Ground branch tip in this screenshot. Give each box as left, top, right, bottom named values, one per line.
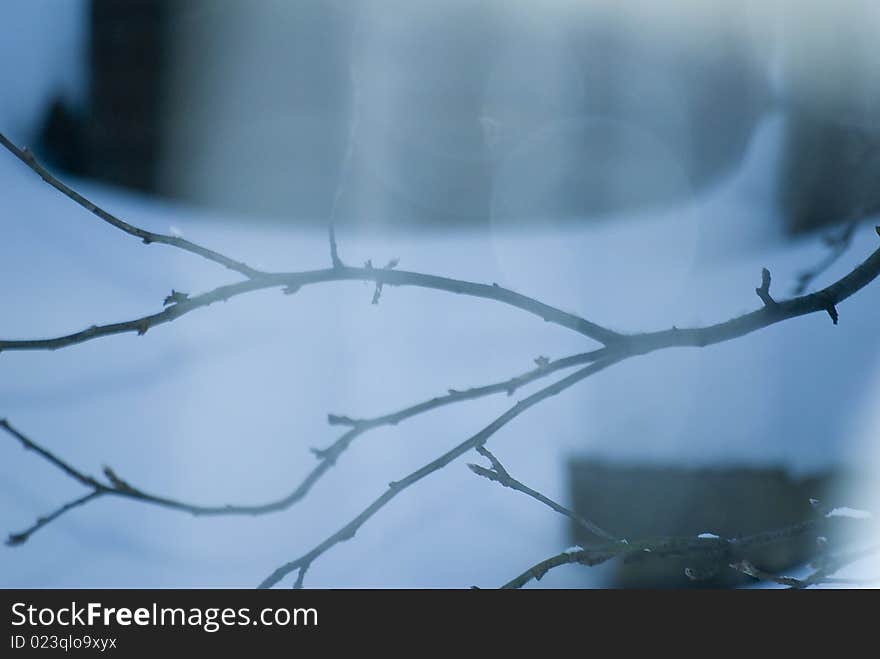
left=826, top=305, right=839, bottom=324
left=755, top=267, right=777, bottom=307
left=6, top=533, right=27, bottom=547
left=163, top=290, right=189, bottom=306
left=328, top=224, right=343, bottom=268
left=327, top=413, right=357, bottom=427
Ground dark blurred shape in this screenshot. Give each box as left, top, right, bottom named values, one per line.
left=155, top=0, right=355, bottom=222
left=779, top=115, right=880, bottom=234
left=38, top=0, right=169, bottom=191
left=488, top=9, right=769, bottom=226
left=37, top=1, right=774, bottom=229
left=37, top=98, right=87, bottom=174
left=87, top=0, right=169, bottom=192
left=568, top=460, right=861, bottom=588
left=43, top=2, right=880, bottom=236
left=776, top=3, right=880, bottom=234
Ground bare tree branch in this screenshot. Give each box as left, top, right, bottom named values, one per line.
left=1, top=351, right=604, bottom=542
left=754, top=267, right=777, bottom=307
left=468, top=446, right=617, bottom=542
left=257, top=357, right=621, bottom=589
left=5, top=231, right=879, bottom=356
left=501, top=546, right=619, bottom=589
left=0, top=419, right=104, bottom=490
left=0, top=131, right=266, bottom=279
left=257, top=238, right=880, bottom=587
left=0, top=264, right=623, bottom=351
left=729, top=560, right=805, bottom=587
left=792, top=218, right=862, bottom=295
left=501, top=517, right=875, bottom=589
left=5, top=121, right=880, bottom=589
left=5, top=491, right=103, bottom=547
left=729, top=543, right=880, bottom=589
left=328, top=225, right=343, bottom=269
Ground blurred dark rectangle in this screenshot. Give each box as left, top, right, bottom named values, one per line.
left=39, top=1, right=879, bottom=234
left=568, top=460, right=865, bottom=588
left=779, top=113, right=880, bottom=234
left=87, top=0, right=169, bottom=192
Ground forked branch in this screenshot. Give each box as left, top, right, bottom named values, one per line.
left=3, top=127, right=880, bottom=590
left=0, top=131, right=265, bottom=279
left=1, top=350, right=606, bottom=543
left=503, top=517, right=877, bottom=589
left=468, top=446, right=617, bottom=542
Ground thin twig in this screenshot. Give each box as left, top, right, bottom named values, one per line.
left=328, top=225, right=343, bottom=269
left=0, top=131, right=620, bottom=346
left=6, top=120, right=880, bottom=588
left=0, top=265, right=622, bottom=351
left=792, top=218, right=861, bottom=295
left=1, top=352, right=604, bottom=542
left=729, top=560, right=805, bottom=587
left=501, top=546, right=619, bottom=589
left=730, top=544, right=880, bottom=589
left=468, top=446, right=617, bottom=542
left=257, top=357, right=621, bottom=588
left=6, top=233, right=880, bottom=355
left=324, top=13, right=362, bottom=273
left=258, top=238, right=880, bottom=587
left=0, top=131, right=265, bottom=279
left=6, top=491, right=103, bottom=547
left=755, top=267, right=777, bottom=307
left=0, top=419, right=104, bottom=489
left=293, top=566, right=308, bottom=590
left=501, top=517, right=873, bottom=589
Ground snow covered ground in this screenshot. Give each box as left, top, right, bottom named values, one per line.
left=1, top=2, right=878, bottom=588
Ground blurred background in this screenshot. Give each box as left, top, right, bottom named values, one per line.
left=1, top=0, right=879, bottom=587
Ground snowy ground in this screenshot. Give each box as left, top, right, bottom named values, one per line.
left=1, top=2, right=878, bottom=588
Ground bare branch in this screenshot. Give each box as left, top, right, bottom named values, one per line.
left=501, top=516, right=876, bottom=589
left=314, top=348, right=607, bottom=458
left=6, top=491, right=103, bottom=547
left=1, top=352, right=603, bottom=542
left=501, top=546, right=619, bottom=589
left=6, top=116, right=880, bottom=589
left=257, top=357, right=621, bottom=588
left=792, top=218, right=861, bottom=295
left=621, top=237, right=880, bottom=353
left=729, top=560, right=805, bottom=587
left=328, top=225, right=343, bottom=269
left=0, top=419, right=103, bottom=490
left=755, top=267, right=776, bottom=307
left=730, top=543, right=880, bottom=589
left=468, top=446, right=617, bottom=542
left=256, top=238, right=880, bottom=587
left=293, top=566, right=308, bottom=590
left=0, top=267, right=622, bottom=351
left=0, top=131, right=265, bottom=279
left=5, top=231, right=880, bottom=356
